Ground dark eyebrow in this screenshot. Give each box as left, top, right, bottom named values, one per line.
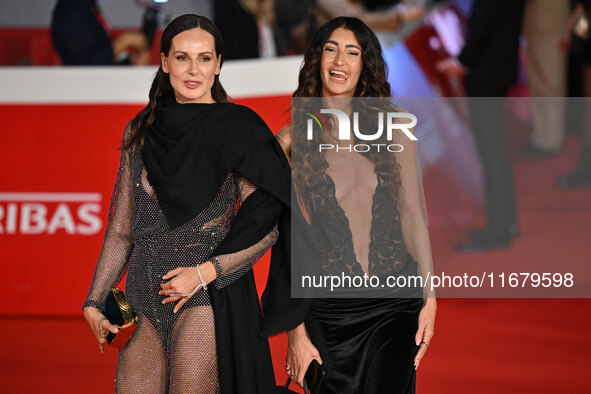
left=173, top=51, right=214, bottom=56
left=324, top=40, right=361, bottom=51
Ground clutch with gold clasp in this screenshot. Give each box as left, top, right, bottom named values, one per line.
left=101, top=288, right=138, bottom=349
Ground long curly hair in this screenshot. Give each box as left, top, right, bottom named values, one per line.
left=291, top=17, right=401, bottom=216
left=122, top=14, right=228, bottom=152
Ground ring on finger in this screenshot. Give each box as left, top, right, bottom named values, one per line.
left=98, top=317, right=108, bottom=334
left=422, top=341, right=429, bottom=347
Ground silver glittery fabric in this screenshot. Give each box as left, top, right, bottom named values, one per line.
left=83, top=128, right=278, bottom=393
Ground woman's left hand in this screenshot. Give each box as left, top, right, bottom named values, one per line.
left=159, top=262, right=216, bottom=313
left=414, top=297, right=436, bottom=371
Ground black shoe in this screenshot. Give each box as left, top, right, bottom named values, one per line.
left=520, top=143, right=557, bottom=159
left=557, top=168, right=591, bottom=188
left=459, top=231, right=511, bottom=252
left=468, top=224, right=519, bottom=240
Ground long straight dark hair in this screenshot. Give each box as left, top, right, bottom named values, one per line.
left=123, top=14, right=228, bottom=151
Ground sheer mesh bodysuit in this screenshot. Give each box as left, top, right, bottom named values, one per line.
left=83, top=139, right=278, bottom=393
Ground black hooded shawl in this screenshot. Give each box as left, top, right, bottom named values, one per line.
left=142, top=97, right=310, bottom=394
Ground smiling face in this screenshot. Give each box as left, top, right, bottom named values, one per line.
left=161, top=27, right=221, bottom=104
left=320, top=27, right=363, bottom=98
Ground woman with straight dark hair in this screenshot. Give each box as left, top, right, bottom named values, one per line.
left=276, top=17, right=437, bottom=393
left=82, top=14, right=291, bottom=393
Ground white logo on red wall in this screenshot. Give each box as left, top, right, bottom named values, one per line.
left=0, top=193, right=102, bottom=235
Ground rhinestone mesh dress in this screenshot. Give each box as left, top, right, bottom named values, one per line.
left=83, top=126, right=278, bottom=393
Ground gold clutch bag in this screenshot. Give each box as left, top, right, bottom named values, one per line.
left=102, top=288, right=138, bottom=349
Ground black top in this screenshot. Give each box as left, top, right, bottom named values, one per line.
left=143, top=97, right=280, bottom=229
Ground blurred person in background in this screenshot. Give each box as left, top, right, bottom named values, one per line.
left=521, top=0, right=570, bottom=158
left=558, top=0, right=591, bottom=187
left=215, top=0, right=426, bottom=60
left=51, top=0, right=151, bottom=65
left=214, top=0, right=277, bottom=59
left=437, top=0, right=525, bottom=251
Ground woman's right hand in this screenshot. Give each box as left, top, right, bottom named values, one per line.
left=286, top=323, right=323, bottom=387
left=83, top=306, right=119, bottom=354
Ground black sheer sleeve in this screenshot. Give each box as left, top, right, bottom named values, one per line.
left=82, top=126, right=134, bottom=309
left=211, top=174, right=279, bottom=289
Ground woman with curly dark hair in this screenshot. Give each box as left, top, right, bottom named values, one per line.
left=276, top=17, right=436, bottom=393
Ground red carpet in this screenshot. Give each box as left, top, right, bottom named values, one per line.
left=2, top=299, right=590, bottom=393
left=2, top=137, right=590, bottom=393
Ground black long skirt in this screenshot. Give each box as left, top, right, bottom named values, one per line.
left=305, top=297, right=423, bottom=394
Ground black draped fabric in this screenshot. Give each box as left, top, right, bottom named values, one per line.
left=142, top=97, right=309, bottom=394
left=298, top=173, right=425, bottom=394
